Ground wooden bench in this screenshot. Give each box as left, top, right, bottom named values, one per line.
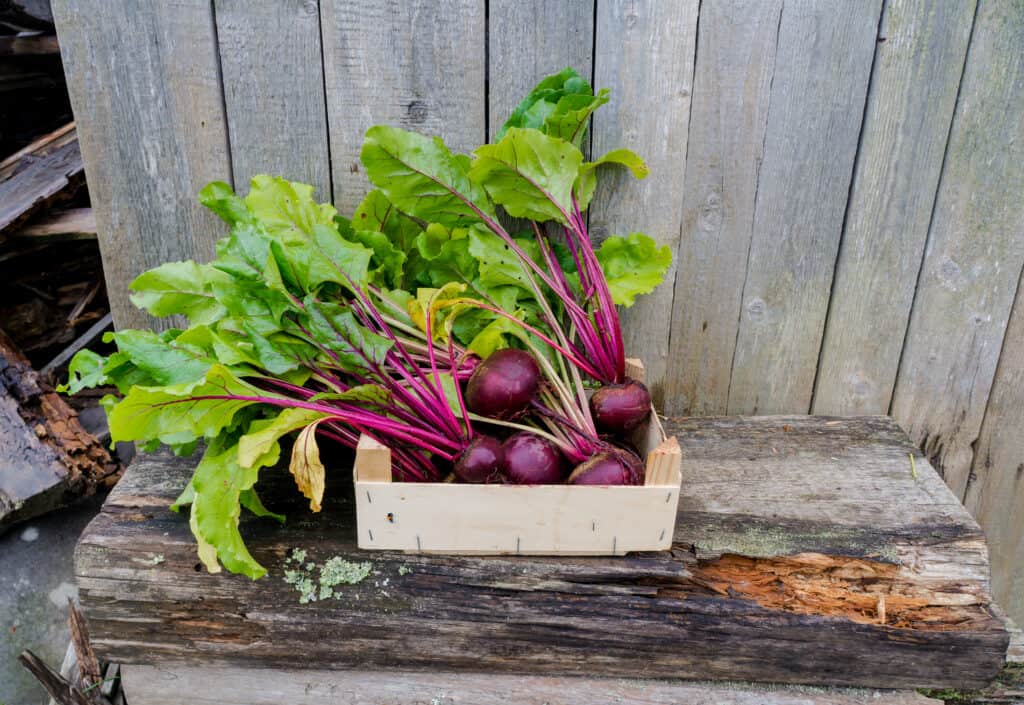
left=75, top=416, right=1012, bottom=704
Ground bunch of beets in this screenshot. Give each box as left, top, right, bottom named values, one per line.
left=62, top=68, right=672, bottom=578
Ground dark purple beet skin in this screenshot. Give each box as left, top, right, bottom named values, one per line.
left=500, top=432, right=567, bottom=484
left=568, top=449, right=645, bottom=486
left=465, top=349, right=541, bottom=419
left=589, top=380, right=652, bottom=433
left=453, top=435, right=503, bottom=483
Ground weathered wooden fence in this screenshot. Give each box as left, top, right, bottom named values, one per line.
left=50, top=0, right=1024, bottom=624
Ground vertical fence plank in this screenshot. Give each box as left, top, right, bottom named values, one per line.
left=812, top=0, right=976, bottom=416
left=725, top=0, right=883, bottom=415
left=590, top=0, right=698, bottom=404
left=964, top=277, right=1024, bottom=626
left=662, top=0, right=783, bottom=416
left=319, top=0, right=486, bottom=215
left=50, top=0, right=232, bottom=330
left=891, top=0, right=1024, bottom=500
left=487, top=0, right=595, bottom=142
left=214, top=0, right=331, bottom=197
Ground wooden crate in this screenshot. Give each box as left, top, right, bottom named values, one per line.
left=352, top=358, right=682, bottom=555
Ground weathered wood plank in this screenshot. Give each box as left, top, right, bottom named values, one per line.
left=0, top=128, right=82, bottom=234
left=319, top=0, right=485, bottom=215
left=50, top=0, right=232, bottom=329
left=120, top=663, right=941, bottom=705
left=726, top=0, right=883, bottom=415
left=813, top=0, right=976, bottom=416
left=76, top=417, right=1008, bottom=690
left=589, top=0, right=698, bottom=406
left=662, top=0, right=783, bottom=416
left=214, top=0, right=331, bottom=197
left=14, top=207, right=95, bottom=241
left=486, top=0, right=594, bottom=141
left=965, top=278, right=1024, bottom=627
left=890, top=0, right=1024, bottom=500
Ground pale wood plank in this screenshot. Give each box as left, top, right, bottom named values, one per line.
left=319, top=0, right=486, bottom=215
left=50, top=0, right=232, bottom=330
left=965, top=277, right=1024, bottom=627
left=662, top=0, right=784, bottom=416
left=214, top=0, right=331, bottom=197
left=726, top=0, right=884, bottom=415
left=486, top=0, right=594, bottom=141
left=120, top=664, right=941, bottom=705
left=890, top=0, right=1024, bottom=500
left=589, top=0, right=698, bottom=407
left=813, top=0, right=977, bottom=416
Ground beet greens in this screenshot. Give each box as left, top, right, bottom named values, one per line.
left=62, top=67, right=672, bottom=579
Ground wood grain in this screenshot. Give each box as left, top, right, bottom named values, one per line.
left=965, top=277, right=1024, bottom=628
left=214, top=0, right=331, bottom=197
left=890, top=0, right=1024, bottom=500
left=120, top=663, right=942, bottom=705
left=319, top=0, right=486, bottom=215
left=50, top=0, right=233, bottom=330
left=76, top=417, right=1008, bottom=689
left=486, top=0, right=594, bottom=142
left=589, top=0, right=698, bottom=407
left=0, top=129, right=82, bottom=234
left=663, top=0, right=784, bottom=416
left=726, top=0, right=883, bottom=415
left=813, top=0, right=977, bottom=416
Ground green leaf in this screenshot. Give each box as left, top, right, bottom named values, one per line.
left=406, top=223, right=479, bottom=289
left=361, top=125, right=494, bottom=227
left=466, top=313, right=522, bottom=358
left=352, top=189, right=422, bottom=253
left=498, top=67, right=595, bottom=141
left=58, top=349, right=107, bottom=394
left=170, top=481, right=195, bottom=512
left=239, top=487, right=286, bottom=524
left=468, top=228, right=542, bottom=296
left=470, top=128, right=583, bottom=224
left=107, top=364, right=271, bottom=446
left=243, top=175, right=337, bottom=237
left=269, top=223, right=373, bottom=294
left=595, top=233, right=672, bottom=306
left=350, top=229, right=406, bottom=288
left=189, top=436, right=265, bottom=579
left=575, top=148, right=649, bottom=211
left=106, top=329, right=215, bottom=386
left=238, top=407, right=329, bottom=469
left=301, top=298, right=394, bottom=371
left=543, top=88, right=610, bottom=147
left=199, top=181, right=253, bottom=226
left=129, top=261, right=232, bottom=325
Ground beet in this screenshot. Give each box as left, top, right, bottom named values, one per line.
left=589, top=380, right=651, bottom=433
left=500, top=432, right=566, bottom=484
left=453, top=435, right=503, bottom=483
left=568, top=449, right=645, bottom=486
left=465, top=349, right=540, bottom=419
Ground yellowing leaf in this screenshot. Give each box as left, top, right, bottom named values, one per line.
left=291, top=422, right=326, bottom=512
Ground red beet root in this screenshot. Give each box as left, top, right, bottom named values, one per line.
left=453, top=435, right=503, bottom=483
left=568, top=449, right=645, bottom=486
left=589, top=380, right=651, bottom=433
left=465, top=349, right=541, bottom=419
left=501, top=432, right=566, bottom=484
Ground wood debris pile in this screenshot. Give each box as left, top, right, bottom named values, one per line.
left=1, top=4, right=122, bottom=534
